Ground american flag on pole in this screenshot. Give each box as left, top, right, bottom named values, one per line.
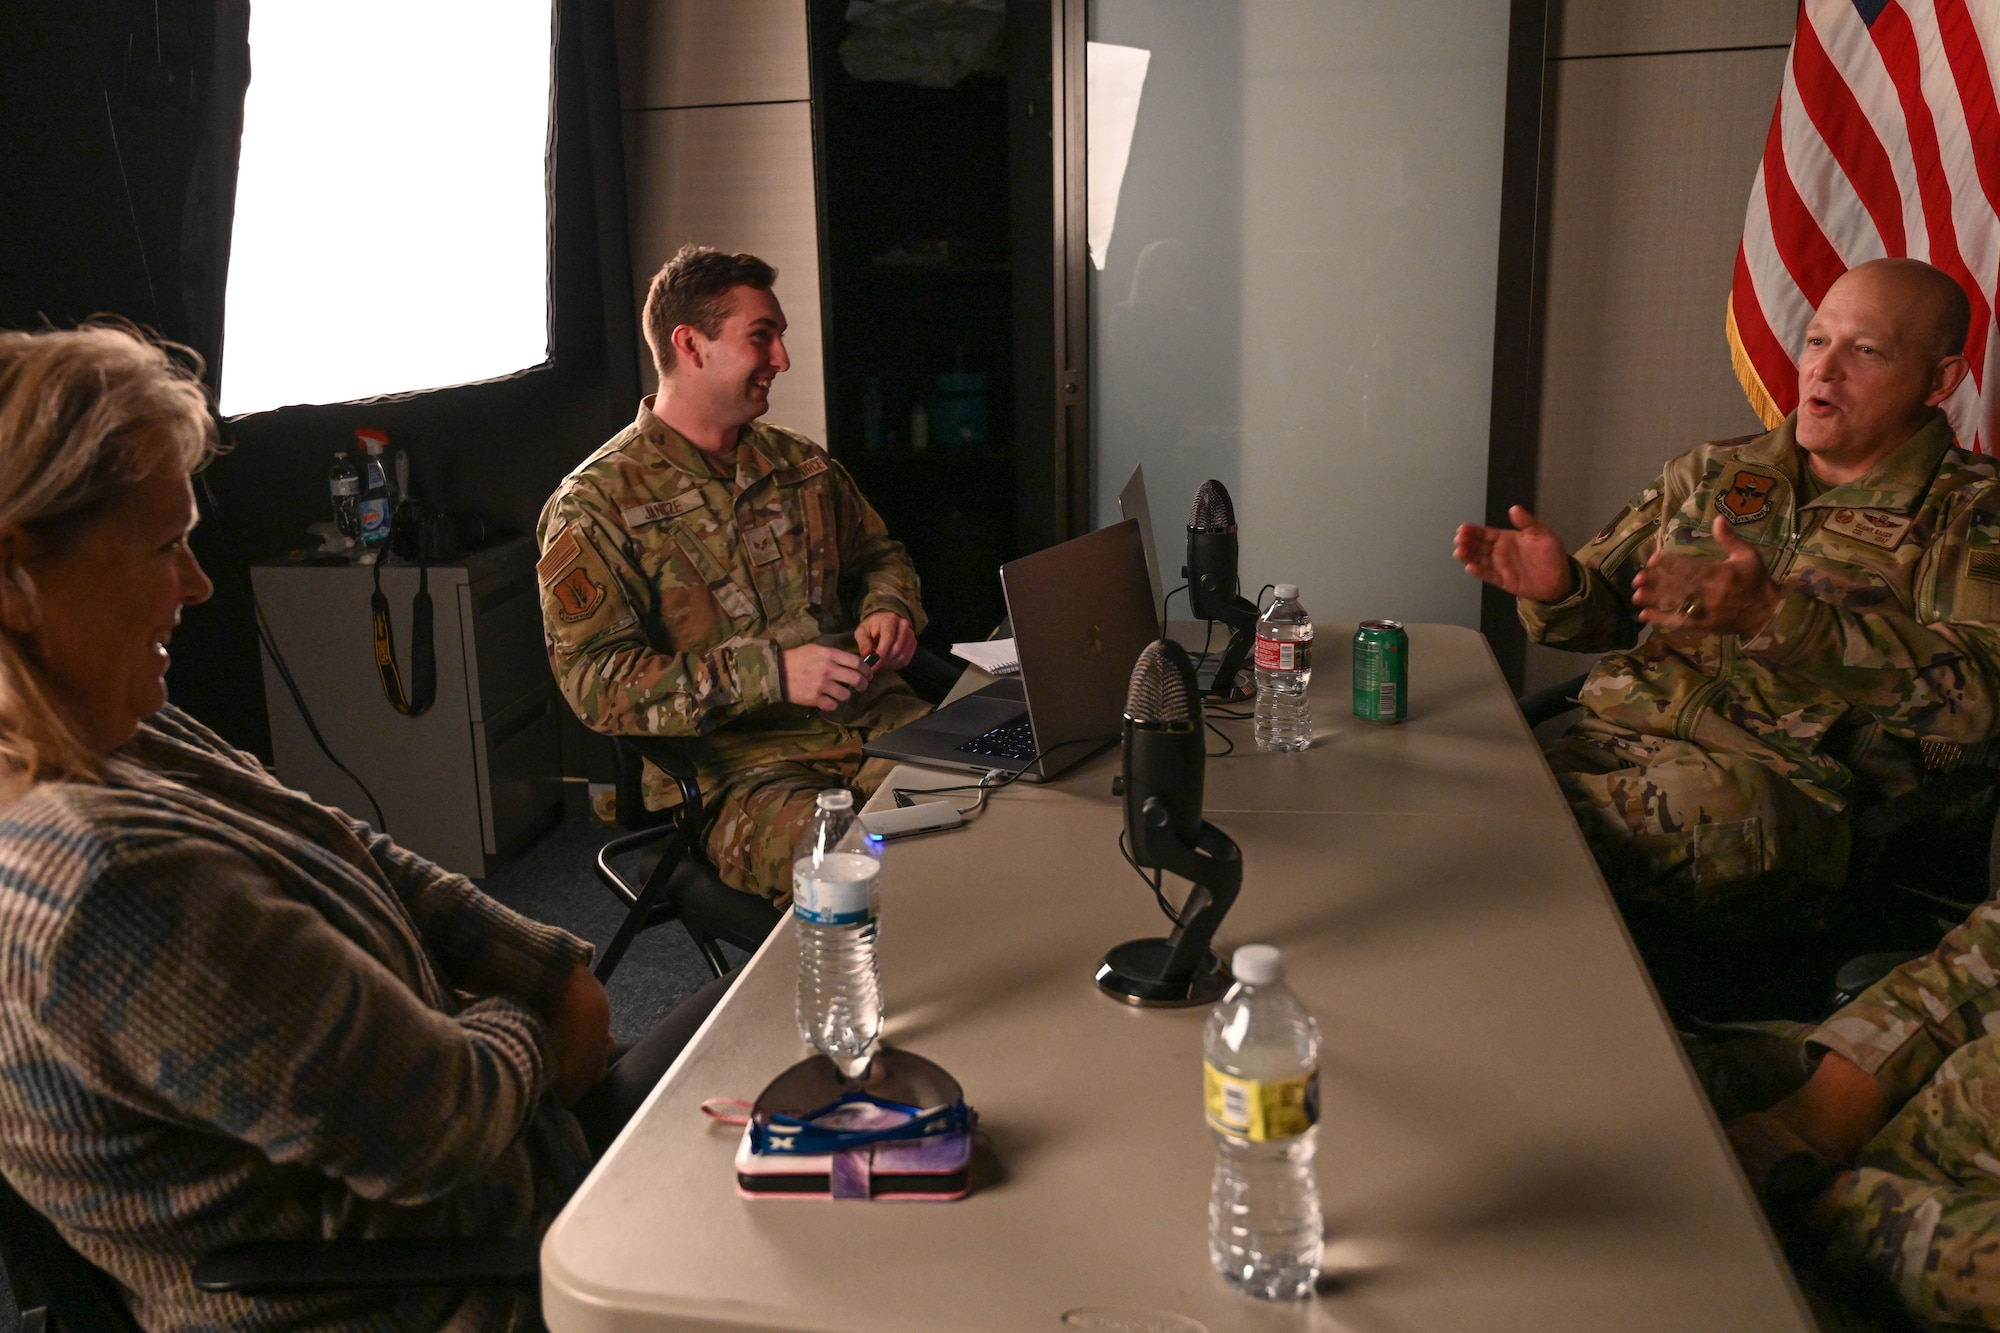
left=1729, top=0, right=2000, bottom=450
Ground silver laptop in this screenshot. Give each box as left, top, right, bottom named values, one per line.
left=863, top=520, right=1159, bottom=781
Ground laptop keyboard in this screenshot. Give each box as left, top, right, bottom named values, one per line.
left=955, top=717, right=1037, bottom=761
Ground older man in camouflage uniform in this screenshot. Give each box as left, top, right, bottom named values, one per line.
left=1456, top=258, right=2000, bottom=932
left=537, top=246, right=930, bottom=898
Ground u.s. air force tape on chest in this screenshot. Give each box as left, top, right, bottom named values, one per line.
left=1822, top=507, right=1914, bottom=550
left=622, top=490, right=706, bottom=528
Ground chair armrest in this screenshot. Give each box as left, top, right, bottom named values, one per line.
left=1852, top=765, right=2000, bottom=840
left=618, top=735, right=704, bottom=824
left=191, top=1238, right=539, bottom=1295
left=1518, top=673, right=1589, bottom=729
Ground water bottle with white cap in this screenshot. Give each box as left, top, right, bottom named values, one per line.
left=1205, top=943, right=1322, bottom=1299
left=1252, top=585, right=1313, bottom=752
left=792, top=789, right=883, bottom=1075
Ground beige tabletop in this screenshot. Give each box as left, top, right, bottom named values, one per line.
left=541, top=624, right=1815, bottom=1333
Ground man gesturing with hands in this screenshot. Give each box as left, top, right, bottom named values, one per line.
left=538, top=246, right=930, bottom=899
left=1458, top=259, right=2000, bottom=941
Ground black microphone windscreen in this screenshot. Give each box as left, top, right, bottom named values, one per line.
left=1187, top=480, right=1236, bottom=532
left=1125, top=640, right=1200, bottom=727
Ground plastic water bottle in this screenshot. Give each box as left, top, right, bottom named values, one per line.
left=793, top=790, right=883, bottom=1076
left=328, top=451, right=361, bottom=540
left=1253, top=585, right=1313, bottom=752
left=1206, top=944, right=1322, bottom=1300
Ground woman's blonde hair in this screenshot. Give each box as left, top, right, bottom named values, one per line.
left=0, top=322, right=220, bottom=784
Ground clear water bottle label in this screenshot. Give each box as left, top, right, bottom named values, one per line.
left=791, top=852, right=879, bottom=926
left=330, top=476, right=360, bottom=497
left=1254, top=635, right=1311, bottom=672
left=1204, top=1063, right=1319, bottom=1141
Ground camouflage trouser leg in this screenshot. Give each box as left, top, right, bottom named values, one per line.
left=1543, top=719, right=1850, bottom=932
left=1819, top=1036, right=2000, bottom=1328
left=699, top=755, right=901, bottom=900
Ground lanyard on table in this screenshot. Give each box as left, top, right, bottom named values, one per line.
left=371, top=559, right=436, bottom=716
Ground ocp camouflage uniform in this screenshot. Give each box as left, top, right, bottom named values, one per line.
left=1523, top=411, right=2000, bottom=924
left=1806, top=903, right=2000, bottom=1327
left=537, top=402, right=931, bottom=898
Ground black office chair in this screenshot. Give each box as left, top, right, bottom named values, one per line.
left=0, top=1169, right=536, bottom=1333
left=589, top=647, right=965, bottom=981
left=1521, top=671, right=2000, bottom=1017
left=592, top=734, right=783, bottom=982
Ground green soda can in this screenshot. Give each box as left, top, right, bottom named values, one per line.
left=1352, top=620, right=1408, bottom=724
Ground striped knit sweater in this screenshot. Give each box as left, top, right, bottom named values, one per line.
left=0, top=706, right=593, bottom=1331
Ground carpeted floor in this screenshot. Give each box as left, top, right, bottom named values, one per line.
left=0, top=817, right=734, bottom=1325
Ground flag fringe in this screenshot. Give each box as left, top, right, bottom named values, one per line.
left=1726, top=296, right=1786, bottom=429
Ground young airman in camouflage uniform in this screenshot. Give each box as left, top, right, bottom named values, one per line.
left=538, top=247, right=930, bottom=899
left=1459, top=259, right=2000, bottom=930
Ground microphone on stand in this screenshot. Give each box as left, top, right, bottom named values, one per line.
left=1183, top=480, right=1259, bottom=699
left=1096, top=639, right=1242, bottom=1008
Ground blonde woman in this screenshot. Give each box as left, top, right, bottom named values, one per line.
left=0, top=324, right=724, bottom=1332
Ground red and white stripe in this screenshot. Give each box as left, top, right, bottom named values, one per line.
left=1730, top=0, right=2000, bottom=451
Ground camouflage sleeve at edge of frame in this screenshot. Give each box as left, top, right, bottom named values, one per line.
left=1812, top=899, right=2000, bottom=1107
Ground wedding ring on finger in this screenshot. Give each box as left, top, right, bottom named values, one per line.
left=1679, top=596, right=1701, bottom=618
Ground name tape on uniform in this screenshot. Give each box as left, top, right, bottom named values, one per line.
left=622, top=490, right=707, bottom=528
left=1823, top=507, right=1913, bottom=551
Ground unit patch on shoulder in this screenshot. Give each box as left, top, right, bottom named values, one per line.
left=622, top=490, right=707, bottom=528
left=552, top=566, right=608, bottom=622
left=1718, top=471, right=1778, bottom=525
left=1822, top=507, right=1914, bottom=551
left=537, top=527, right=581, bottom=584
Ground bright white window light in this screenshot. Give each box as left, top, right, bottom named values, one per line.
left=220, top=1, right=552, bottom=417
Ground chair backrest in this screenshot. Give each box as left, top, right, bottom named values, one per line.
left=0, top=1170, right=138, bottom=1333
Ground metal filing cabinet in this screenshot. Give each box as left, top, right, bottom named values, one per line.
left=252, top=537, right=562, bottom=876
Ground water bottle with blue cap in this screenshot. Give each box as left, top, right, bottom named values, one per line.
left=793, top=789, right=884, bottom=1076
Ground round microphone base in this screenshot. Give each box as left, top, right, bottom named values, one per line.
left=1094, top=938, right=1231, bottom=1008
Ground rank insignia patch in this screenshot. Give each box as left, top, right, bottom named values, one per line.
left=1719, top=471, right=1778, bottom=525
left=552, top=566, right=607, bottom=622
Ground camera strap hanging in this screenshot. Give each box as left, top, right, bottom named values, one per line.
left=371, top=557, right=436, bottom=716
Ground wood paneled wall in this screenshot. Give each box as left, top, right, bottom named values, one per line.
left=612, top=0, right=826, bottom=441
left=1523, top=0, right=1793, bottom=689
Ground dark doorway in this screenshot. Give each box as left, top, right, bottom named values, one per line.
left=806, top=1, right=1021, bottom=649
